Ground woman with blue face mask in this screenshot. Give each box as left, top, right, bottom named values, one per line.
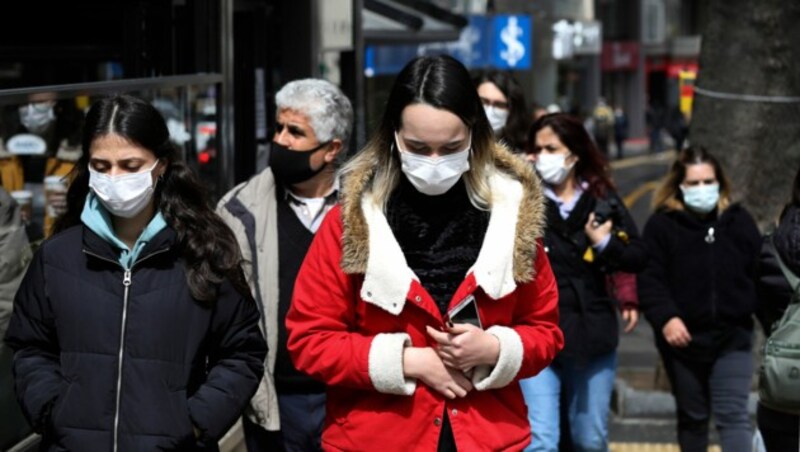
left=284, top=55, right=564, bottom=451
left=639, top=146, right=761, bottom=451
left=4, top=94, right=267, bottom=451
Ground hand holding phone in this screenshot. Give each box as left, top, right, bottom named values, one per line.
left=444, top=295, right=483, bottom=329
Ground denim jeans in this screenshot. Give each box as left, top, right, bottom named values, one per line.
left=519, top=351, right=617, bottom=452
left=243, top=392, right=326, bottom=452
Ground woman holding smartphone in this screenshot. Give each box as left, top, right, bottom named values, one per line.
left=285, top=55, right=563, bottom=451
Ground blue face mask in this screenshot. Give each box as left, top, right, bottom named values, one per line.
left=681, top=183, right=719, bottom=214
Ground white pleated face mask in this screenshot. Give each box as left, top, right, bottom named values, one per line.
left=89, top=160, right=160, bottom=218
left=484, top=105, right=509, bottom=133
left=535, top=153, right=575, bottom=186
left=395, top=132, right=471, bottom=196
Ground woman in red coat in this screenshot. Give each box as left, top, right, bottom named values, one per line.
left=285, top=55, right=564, bottom=451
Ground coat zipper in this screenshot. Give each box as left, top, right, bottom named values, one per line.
left=705, top=226, right=717, bottom=323
left=82, top=247, right=170, bottom=452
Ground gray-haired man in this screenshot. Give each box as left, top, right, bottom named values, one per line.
left=217, top=78, right=353, bottom=451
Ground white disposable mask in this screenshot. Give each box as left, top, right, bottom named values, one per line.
left=681, top=183, right=720, bottom=214
left=89, top=161, right=160, bottom=218
left=19, top=102, right=56, bottom=134
left=535, top=153, right=575, bottom=186
left=484, top=105, right=509, bottom=133
left=395, top=132, right=471, bottom=196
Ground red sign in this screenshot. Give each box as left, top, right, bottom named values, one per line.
left=601, top=41, right=640, bottom=71
left=667, top=61, right=698, bottom=78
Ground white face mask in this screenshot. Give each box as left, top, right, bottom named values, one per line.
left=89, top=161, right=160, bottom=218
left=535, top=153, right=575, bottom=186
left=19, top=102, right=56, bottom=134
left=680, top=183, right=720, bottom=214
left=484, top=105, right=509, bottom=133
left=395, top=132, right=471, bottom=196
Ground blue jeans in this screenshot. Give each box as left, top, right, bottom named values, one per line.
left=519, top=351, right=617, bottom=452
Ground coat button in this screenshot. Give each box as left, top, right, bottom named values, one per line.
left=434, top=417, right=441, bottom=426
left=366, top=291, right=372, bottom=297
left=451, top=409, right=458, bottom=416
left=414, top=295, right=422, bottom=303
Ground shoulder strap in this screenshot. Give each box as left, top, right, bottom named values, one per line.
left=768, top=235, right=800, bottom=293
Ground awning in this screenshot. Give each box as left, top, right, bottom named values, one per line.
left=363, top=0, right=468, bottom=44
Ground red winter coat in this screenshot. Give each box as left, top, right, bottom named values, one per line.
left=286, top=145, right=563, bottom=451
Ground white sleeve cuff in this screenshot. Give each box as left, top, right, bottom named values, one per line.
left=368, top=333, right=417, bottom=396
left=472, top=325, right=524, bottom=391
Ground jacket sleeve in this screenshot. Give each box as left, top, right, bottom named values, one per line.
left=187, top=280, right=266, bottom=445
left=596, top=192, right=648, bottom=272
left=637, top=213, right=681, bottom=332
left=286, top=207, right=395, bottom=392
left=3, top=248, right=64, bottom=433
left=472, top=240, right=564, bottom=390
left=756, top=235, right=793, bottom=333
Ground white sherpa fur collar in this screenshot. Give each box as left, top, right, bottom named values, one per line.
left=341, top=144, right=545, bottom=315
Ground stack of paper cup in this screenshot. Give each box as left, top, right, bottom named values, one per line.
left=10, top=190, right=33, bottom=221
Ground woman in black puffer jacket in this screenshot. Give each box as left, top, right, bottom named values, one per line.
left=755, top=166, right=800, bottom=451
left=639, top=146, right=761, bottom=452
left=4, top=95, right=266, bottom=451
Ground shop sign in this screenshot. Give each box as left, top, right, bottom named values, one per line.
left=552, top=19, right=601, bottom=60
left=364, top=14, right=532, bottom=77
left=601, top=41, right=639, bottom=71
left=6, top=134, right=46, bottom=155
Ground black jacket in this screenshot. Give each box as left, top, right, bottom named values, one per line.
left=639, top=204, right=761, bottom=336
left=543, top=189, right=647, bottom=360
left=755, top=205, right=800, bottom=434
left=4, top=224, right=266, bottom=451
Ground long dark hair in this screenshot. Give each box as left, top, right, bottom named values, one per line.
left=473, top=70, right=530, bottom=151
left=53, top=94, right=248, bottom=305
left=652, top=146, right=732, bottom=212
left=527, top=113, right=614, bottom=198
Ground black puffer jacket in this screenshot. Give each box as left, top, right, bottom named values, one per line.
left=543, top=189, right=647, bottom=360
left=755, top=205, right=800, bottom=436
left=4, top=224, right=266, bottom=451
left=639, top=204, right=761, bottom=334
left=757, top=205, right=800, bottom=331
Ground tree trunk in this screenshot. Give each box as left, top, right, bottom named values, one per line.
left=691, top=0, right=800, bottom=229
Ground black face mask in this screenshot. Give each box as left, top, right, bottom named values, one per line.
left=269, top=141, right=330, bottom=185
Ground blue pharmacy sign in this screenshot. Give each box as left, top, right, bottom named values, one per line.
left=490, top=15, right=532, bottom=70
left=364, top=14, right=532, bottom=77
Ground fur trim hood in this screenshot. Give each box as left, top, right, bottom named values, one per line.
left=338, top=143, right=546, bottom=307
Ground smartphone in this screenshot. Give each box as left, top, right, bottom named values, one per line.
left=445, top=295, right=483, bottom=329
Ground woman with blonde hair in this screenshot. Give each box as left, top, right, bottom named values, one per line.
left=285, top=55, right=564, bottom=451
left=639, top=146, right=761, bottom=451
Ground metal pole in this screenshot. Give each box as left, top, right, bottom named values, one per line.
left=219, top=0, right=236, bottom=192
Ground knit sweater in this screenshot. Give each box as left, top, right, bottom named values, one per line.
left=386, top=175, right=489, bottom=314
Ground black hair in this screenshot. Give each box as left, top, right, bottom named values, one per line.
left=473, top=70, right=531, bottom=151
left=53, top=94, right=248, bottom=305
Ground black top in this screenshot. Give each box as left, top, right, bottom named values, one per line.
left=4, top=224, right=266, bottom=451
left=756, top=204, right=800, bottom=428
left=274, top=187, right=326, bottom=393
left=386, top=175, right=489, bottom=315
left=639, top=204, right=761, bottom=333
left=543, top=189, right=647, bottom=361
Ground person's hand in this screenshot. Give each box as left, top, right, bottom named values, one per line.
left=403, top=347, right=473, bottom=399
left=426, top=324, right=500, bottom=372
left=621, top=308, right=638, bottom=333
left=584, top=212, right=613, bottom=246
left=662, top=317, right=691, bottom=347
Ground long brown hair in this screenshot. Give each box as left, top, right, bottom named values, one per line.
left=652, top=146, right=732, bottom=212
